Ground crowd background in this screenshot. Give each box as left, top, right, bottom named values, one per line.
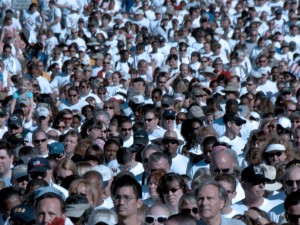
left=0, top=0, right=300, bottom=224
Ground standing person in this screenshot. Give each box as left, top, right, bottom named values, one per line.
left=47, top=0, right=62, bottom=39
left=195, top=179, right=245, bottom=225
left=112, top=174, right=143, bottom=225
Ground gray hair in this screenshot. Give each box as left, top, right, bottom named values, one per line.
left=88, top=208, right=118, bottom=225
left=141, top=144, right=162, bottom=160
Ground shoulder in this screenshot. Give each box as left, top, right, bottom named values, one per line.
left=221, top=216, right=246, bottom=225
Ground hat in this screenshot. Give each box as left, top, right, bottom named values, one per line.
left=35, top=107, right=50, bottom=118
left=166, top=6, right=174, bottom=15
left=71, top=5, right=79, bottom=11
left=155, top=8, right=162, bottom=14
left=159, top=36, right=166, bottom=42
left=88, top=211, right=118, bottom=225
left=27, top=157, right=51, bottom=174
left=49, top=142, right=64, bottom=156
left=202, top=66, right=215, bottom=75
left=34, top=186, right=66, bottom=200
left=8, top=115, right=22, bottom=127
left=258, top=67, right=269, bottom=76
left=162, top=130, right=184, bottom=145
left=135, top=9, right=144, bottom=15
left=281, top=42, right=289, bottom=49
left=160, top=65, right=170, bottom=73
left=265, top=143, right=286, bottom=153
left=12, top=164, right=28, bottom=180
left=251, top=17, right=262, bottom=24
left=121, top=73, right=131, bottom=81
left=132, top=95, right=145, bottom=104
left=269, top=45, right=276, bottom=52
left=193, top=88, right=206, bottom=96
left=163, top=110, right=176, bottom=119
left=250, top=111, right=260, bottom=121
left=91, top=53, right=104, bottom=59
left=188, top=144, right=203, bottom=155
left=213, top=86, right=225, bottom=96
left=92, top=165, right=113, bottom=183
left=277, top=117, right=291, bottom=129
left=238, top=105, right=250, bottom=118
left=260, top=164, right=282, bottom=191
left=66, top=204, right=91, bottom=218
left=162, top=15, right=169, bottom=20
left=114, top=14, right=123, bottom=20
left=222, top=83, right=238, bottom=92
left=78, top=18, right=84, bottom=23
left=281, top=87, right=291, bottom=94
left=162, top=95, right=175, bottom=107
left=214, top=27, right=224, bottom=35
left=223, top=111, right=246, bottom=125
left=241, top=165, right=269, bottom=183
left=275, top=7, right=283, bottom=14
left=133, top=129, right=149, bottom=146
left=10, top=204, right=35, bottom=223
left=79, top=46, right=86, bottom=52
left=188, top=105, right=205, bottom=118
left=19, top=97, right=30, bottom=106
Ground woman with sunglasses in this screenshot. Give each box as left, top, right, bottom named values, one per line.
left=157, top=173, right=188, bottom=214
left=144, top=203, right=171, bottom=225
left=178, top=193, right=200, bottom=221
left=261, top=136, right=294, bottom=166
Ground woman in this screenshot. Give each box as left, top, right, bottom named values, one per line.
left=84, top=144, right=105, bottom=166
left=157, top=173, right=188, bottom=214
left=144, top=170, right=167, bottom=206
left=69, top=179, right=98, bottom=207
left=103, top=99, right=121, bottom=119
left=178, top=193, right=200, bottom=221
left=52, top=115, right=66, bottom=135
left=104, top=138, right=121, bottom=163
left=106, top=71, right=123, bottom=96
left=54, top=158, right=77, bottom=184
left=261, top=136, right=294, bottom=166
left=144, top=203, right=171, bottom=225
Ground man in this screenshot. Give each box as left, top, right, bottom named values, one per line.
left=144, top=108, right=166, bottom=140
left=148, top=151, right=171, bottom=174
left=256, top=67, right=278, bottom=99
left=66, top=28, right=86, bottom=49
left=34, top=187, right=66, bottom=225
left=0, top=141, right=14, bottom=187
left=284, top=189, right=300, bottom=224
left=11, top=164, right=29, bottom=190
left=2, top=44, right=22, bottom=75
left=218, top=112, right=247, bottom=156
left=195, top=179, right=245, bottom=225
left=232, top=165, right=282, bottom=214
left=210, top=149, right=245, bottom=204
left=120, top=117, right=134, bottom=147
left=161, top=130, right=188, bottom=175
left=27, top=157, right=68, bottom=198
left=32, top=130, right=49, bottom=157
left=112, top=174, right=143, bottom=225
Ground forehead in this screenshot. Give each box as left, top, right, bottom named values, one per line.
left=115, top=185, right=135, bottom=195
left=198, top=184, right=219, bottom=197
left=286, top=167, right=300, bottom=180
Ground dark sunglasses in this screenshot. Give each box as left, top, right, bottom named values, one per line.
left=121, top=128, right=132, bottom=131
left=33, top=138, right=47, bottom=144
left=176, top=118, right=185, bottom=122
left=104, top=106, right=114, bottom=110
left=285, top=179, right=300, bottom=187
left=163, top=140, right=178, bottom=145
left=214, top=168, right=230, bottom=174
left=268, top=152, right=283, bottom=158
left=163, top=187, right=181, bottom=194
left=181, top=208, right=198, bottom=214
left=145, top=215, right=168, bottom=224
left=286, top=213, right=300, bottom=223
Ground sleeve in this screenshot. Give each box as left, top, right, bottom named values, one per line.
left=26, top=91, right=33, bottom=98
left=12, top=91, right=19, bottom=99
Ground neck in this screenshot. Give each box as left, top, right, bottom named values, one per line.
left=225, top=130, right=236, bottom=140
left=244, top=197, right=264, bottom=208
left=118, top=215, right=141, bottom=225
left=203, top=215, right=222, bottom=225
left=222, top=206, right=233, bottom=215
left=0, top=169, right=11, bottom=179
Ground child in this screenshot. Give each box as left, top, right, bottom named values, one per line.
left=10, top=77, right=34, bottom=114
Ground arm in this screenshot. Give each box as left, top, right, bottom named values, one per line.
left=26, top=98, right=34, bottom=122
left=10, top=98, right=16, bottom=114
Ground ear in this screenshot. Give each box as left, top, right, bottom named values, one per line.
left=137, top=198, right=143, bottom=209
left=232, top=191, right=237, bottom=199
left=220, top=199, right=225, bottom=210
left=227, top=121, right=232, bottom=128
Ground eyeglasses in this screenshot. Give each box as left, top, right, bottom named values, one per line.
left=163, top=140, right=178, bottom=145
left=58, top=126, right=66, bottom=129
left=33, top=138, right=47, bottom=144
left=246, top=83, right=253, bottom=86
left=292, top=120, right=300, bottom=124
left=4, top=50, right=11, bottom=53
left=145, top=215, right=168, bottom=224
left=268, top=152, right=283, bottom=158
left=214, top=168, right=230, bottom=174
left=81, top=86, right=90, bottom=89
left=121, top=128, right=132, bottom=131
left=180, top=49, right=187, bottom=52
left=278, top=129, right=291, bottom=135
left=104, top=106, right=114, bottom=110
left=196, top=94, right=207, bottom=98
left=113, top=195, right=135, bottom=202
left=145, top=118, right=155, bottom=122
left=103, top=62, right=110, bottom=64
left=181, top=208, right=198, bottom=214
left=176, top=118, right=185, bottom=122
left=163, top=187, right=181, bottom=194
left=285, top=179, right=300, bottom=187
left=164, top=116, right=175, bottom=121
left=287, top=213, right=300, bottom=223
left=30, top=171, right=47, bottom=179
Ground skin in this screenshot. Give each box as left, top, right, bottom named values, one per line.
left=181, top=201, right=200, bottom=221
left=63, top=135, right=78, bottom=158
left=285, top=167, right=300, bottom=195
left=105, top=143, right=119, bottom=162
left=148, top=158, right=170, bottom=174
left=163, top=180, right=184, bottom=213
left=33, top=132, right=49, bottom=156
left=121, top=122, right=133, bottom=141
left=146, top=206, right=171, bottom=225
left=3, top=195, right=22, bottom=219
left=267, top=151, right=287, bottom=165
left=145, top=112, right=159, bottom=133
left=0, top=149, right=13, bottom=178
left=36, top=197, right=65, bottom=225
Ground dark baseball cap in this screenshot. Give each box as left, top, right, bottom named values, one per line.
left=133, top=129, right=149, bottom=146
left=163, top=110, right=176, bottom=119
left=223, top=111, right=246, bottom=125
left=10, top=204, right=35, bottom=223
left=8, top=115, right=22, bottom=128
left=241, top=165, right=269, bottom=183
left=27, top=157, right=51, bottom=174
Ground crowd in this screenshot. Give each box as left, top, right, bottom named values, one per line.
left=0, top=0, right=300, bottom=224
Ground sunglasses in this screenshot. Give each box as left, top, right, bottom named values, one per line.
left=176, top=118, right=185, bottom=122
left=104, top=106, right=114, bottom=110
left=33, top=138, right=47, bottom=144
left=64, top=117, right=73, bottom=121
left=268, top=152, right=283, bottom=158
left=181, top=208, right=198, bottom=214
left=145, top=215, right=168, bottom=224
left=145, top=118, right=155, bottom=122
left=214, top=168, right=230, bottom=174
left=286, top=179, right=300, bottom=187
left=121, top=128, right=132, bottom=132
left=287, top=213, right=300, bottom=223
left=163, top=140, right=178, bottom=145
left=192, top=127, right=200, bottom=131
left=163, top=187, right=181, bottom=194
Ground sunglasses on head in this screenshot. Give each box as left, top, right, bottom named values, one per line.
left=145, top=215, right=168, bottom=224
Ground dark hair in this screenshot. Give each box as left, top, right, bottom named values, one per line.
left=111, top=174, right=142, bottom=199
left=116, top=147, right=132, bottom=165
left=0, top=141, right=13, bottom=156
left=35, top=192, right=66, bottom=213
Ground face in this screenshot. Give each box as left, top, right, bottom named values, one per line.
left=243, top=181, right=265, bottom=201
left=113, top=186, right=142, bottom=218
left=3, top=195, right=21, bottom=218
left=76, top=183, right=94, bottom=206
left=63, top=113, right=73, bottom=129
left=147, top=176, right=159, bottom=199
left=89, top=128, right=102, bottom=141
left=163, top=180, right=184, bottom=208
left=218, top=181, right=236, bottom=205
left=211, top=152, right=234, bottom=176
left=63, top=135, right=78, bottom=155
left=37, top=115, right=50, bottom=129
left=143, top=149, right=157, bottom=173
left=68, top=90, right=79, bottom=105
left=197, top=185, right=224, bottom=220
left=80, top=84, right=90, bottom=95
left=267, top=150, right=287, bottom=165
left=285, top=167, right=300, bottom=195
left=145, top=206, right=170, bottom=225
left=105, top=143, right=119, bottom=162
left=36, top=197, right=65, bottom=225
left=181, top=200, right=200, bottom=221
left=163, top=139, right=179, bottom=155
left=56, top=168, right=74, bottom=184
left=286, top=203, right=300, bottom=225
left=228, top=121, right=242, bottom=136
left=145, top=112, right=159, bottom=132
left=294, top=129, right=300, bottom=148
left=0, top=149, right=13, bottom=176
left=33, top=132, right=49, bottom=153
left=19, top=82, right=29, bottom=93
left=121, top=122, right=132, bottom=141
left=148, top=158, right=170, bottom=174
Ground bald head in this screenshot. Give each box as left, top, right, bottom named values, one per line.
left=210, top=149, right=238, bottom=176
